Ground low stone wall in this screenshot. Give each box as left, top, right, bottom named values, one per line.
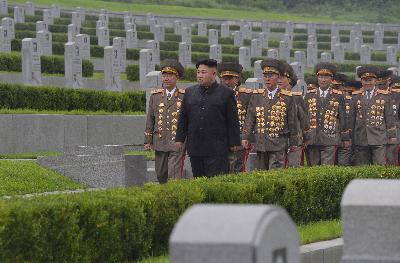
left=0, top=114, right=146, bottom=153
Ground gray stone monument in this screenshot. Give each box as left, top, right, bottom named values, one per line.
left=251, top=39, right=262, bottom=58
left=333, top=43, right=344, bottom=63
left=126, top=29, right=138, bottom=49
left=0, top=26, right=11, bottom=52
left=36, top=21, right=47, bottom=32
left=169, top=204, right=300, bottom=263
left=279, top=40, right=290, bottom=62
left=174, top=20, right=182, bottom=35
left=374, top=30, right=384, bottom=50
left=36, top=30, right=52, bottom=55
left=290, top=61, right=304, bottom=80
left=307, top=41, right=317, bottom=68
left=22, top=38, right=41, bottom=86
left=178, top=42, right=191, bottom=68
left=43, top=9, right=53, bottom=25
left=113, top=37, right=126, bottom=73
left=181, top=27, right=191, bottom=44
left=154, top=24, right=165, bottom=42
left=139, top=49, right=155, bottom=89
left=104, top=45, right=122, bottom=91
left=341, top=179, right=400, bottom=263
left=320, top=52, right=332, bottom=63
left=360, top=44, right=371, bottom=64
left=233, top=30, right=243, bottom=47
left=68, top=24, right=80, bottom=42
left=239, top=46, right=251, bottom=70
left=97, top=27, right=109, bottom=47
left=50, top=4, right=60, bottom=18
left=0, top=0, right=7, bottom=15
left=221, top=23, right=229, bottom=38
left=208, top=29, right=218, bottom=45
left=75, top=34, right=90, bottom=59
left=387, top=46, right=397, bottom=65
left=258, top=32, right=268, bottom=49
left=147, top=40, right=160, bottom=65
left=64, top=41, right=83, bottom=88
left=331, top=36, right=339, bottom=52
left=198, top=22, right=207, bottom=36
left=2, top=17, right=14, bottom=40
left=294, top=50, right=306, bottom=67
left=209, top=44, right=222, bottom=63
left=267, top=49, right=279, bottom=60
left=14, top=6, right=24, bottom=24
left=25, top=1, right=34, bottom=16
left=71, top=11, right=82, bottom=28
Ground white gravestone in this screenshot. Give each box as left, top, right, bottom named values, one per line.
left=22, top=38, right=41, bottom=86
left=104, top=46, right=122, bottom=91
left=64, top=42, right=83, bottom=88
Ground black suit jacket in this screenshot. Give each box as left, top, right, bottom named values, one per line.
left=175, top=81, right=241, bottom=156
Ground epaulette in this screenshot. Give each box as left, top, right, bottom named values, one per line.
left=280, top=89, right=292, bottom=96
left=253, top=89, right=264, bottom=94
left=377, top=89, right=389, bottom=95
left=307, top=89, right=317, bottom=94
left=352, top=90, right=362, bottom=95
left=178, top=88, right=185, bottom=94
left=345, top=95, right=352, bottom=100
left=292, top=91, right=302, bottom=96
left=151, top=88, right=163, bottom=94
left=331, top=89, right=342, bottom=95
left=391, top=88, right=400, bottom=93
left=238, top=87, right=253, bottom=94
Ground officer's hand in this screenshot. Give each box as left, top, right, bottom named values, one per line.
left=175, top=142, right=184, bottom=151
left=144, top=144, right=153, bottom=151
left=242, top=140, right=249, bottom=149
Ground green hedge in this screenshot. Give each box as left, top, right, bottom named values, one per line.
left=0, top=166, right=399, bottom=262
left=0, top=83, right=145, bottom=112
left=0, top=53, right=93, bottom=77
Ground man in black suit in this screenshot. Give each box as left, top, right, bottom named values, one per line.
left=175, top=59, right=241, bottom=177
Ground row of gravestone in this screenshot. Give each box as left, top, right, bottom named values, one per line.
left=169, top=179, right=400, bottom=263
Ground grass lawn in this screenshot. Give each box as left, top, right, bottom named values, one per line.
left=0, top=160, right=85, bottom=196
left=11, top=0, right=363, bottom=23
left=136, top=219, right=342, bottom=263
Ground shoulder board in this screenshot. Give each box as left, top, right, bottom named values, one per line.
left=377, top=89, right=389, bottom=95
left=238, top=87, right=253, bottom=94
left=178, top=88, right=185, bottom=94
left=391, top=88, right=400, bottom=93
left=345, top=95, right=352, bottom=100
left=280, top=90, right=292, bottom=96
left=307, top=89, right=317, bottom=94
left=352, top=90, right=362, bottom=95
left=151, top=88, right=163, bottom=94
left=331, top=89, right=342, bottom=95
left=292, top=91, right=302, bottom=96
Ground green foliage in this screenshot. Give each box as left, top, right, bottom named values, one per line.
left=0, top=83, right=145, bottom=112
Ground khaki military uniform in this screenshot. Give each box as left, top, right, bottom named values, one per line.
left=287, top=91, right=309, bottom=167
left=242, top=88, right=300, bottom=170
left=144, top=88, right=186, bottom=183
left=304, top=88, right=350, bottom=166
left=336, top=94, right=353, bottom=166
left=228, top=87, right=252, bottom=173
left=350, top=89, right=397, bottom=165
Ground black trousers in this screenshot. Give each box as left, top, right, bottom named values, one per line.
left=190, top=155, right=229, bottom=178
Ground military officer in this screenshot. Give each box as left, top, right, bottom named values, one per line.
left=242, top=58, right=299, bottom=170
left=304, top=62, right=350, bottom=166
left=144, top=59, right=186, bottom=183
left=279, top=61, right=309, bottom=167
left=376, top=69, right=398, bottom=165
left=217, top=62, right=253, bottom=172
left=350, top=65, right=397, bottom=165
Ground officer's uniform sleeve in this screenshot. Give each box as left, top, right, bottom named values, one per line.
left=175, top=91, right=188, bottom=143
left=144, top=94, right=155, bottom=144
left=226, top=89, right=241, bottom=147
